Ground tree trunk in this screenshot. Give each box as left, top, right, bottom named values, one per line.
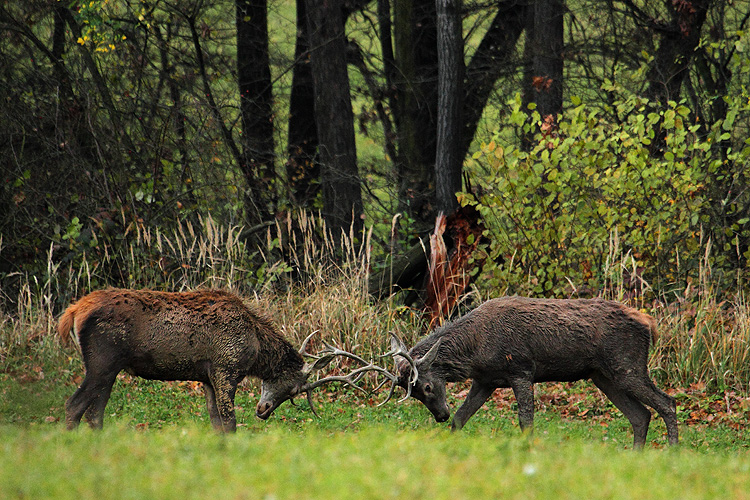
left=236, top=0, right=276, bottom=226
left=435, top=0, right=464, bottom=215
left=644, top=0, right=711, bottom=157
left=305, top=0, right=363, bottom=238
left=645, top=0, right=711, bottom=105
left=393, top=0, right=439, bottom=234
left=524, top=0, right=564, bottom=122
left=286, top=0, right=320, bottom=208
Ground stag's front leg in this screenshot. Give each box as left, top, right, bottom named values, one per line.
left=510, top=378, right=535, bottom=432
left=208, top=367, right=239, bottom=433
left=202, top=382, right=224, bottom=431
left=451, top=381, right=494, bottom=431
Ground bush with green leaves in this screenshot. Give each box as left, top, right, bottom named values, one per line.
left=463, top=89, right=750, bottom=299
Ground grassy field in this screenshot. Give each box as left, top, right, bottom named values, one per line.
left=2, top=215, right=749, bottom=499
left=3, top=424, right=750, bottom=500
left=2, top=354, right=749, bottom=500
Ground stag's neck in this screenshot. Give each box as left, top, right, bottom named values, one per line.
left=414, top=319, right=479, bottom=381
left=252, top=323, right=304, bottom=381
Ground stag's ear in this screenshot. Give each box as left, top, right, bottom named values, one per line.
left=416, top=338, right=442, bottom=370
left=304, top=354, right=336, bottom=374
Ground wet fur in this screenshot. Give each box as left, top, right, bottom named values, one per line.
left=406, top=297, right=677, bottom=448
left=59, top=288, right=303, bottom=432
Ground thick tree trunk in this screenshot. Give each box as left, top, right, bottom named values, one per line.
left=460, top=0, right=527, bottom=159
left=523, top=0, right=564, bottom=121
left=532, top=0, right=564, bottom=120
left=393, top=0, right=439, bottom=234
left=305, top=0, right=363, bottom=237
left=435, top=0, right=464, bottom=215
left=236, top=0, right=275, bottom=226
left=286, top=0, right=319, bottom=208
left=645, top=0, right=711, bottom=105
left=644, top=0, right=711, bottom=157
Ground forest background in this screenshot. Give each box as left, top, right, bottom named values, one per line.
left=1, top=0, right=750, bottom=395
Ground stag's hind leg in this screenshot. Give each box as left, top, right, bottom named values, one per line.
left=202, top=382, right=224, bottom=431
left=510, top=377, right=535, bottom=432
left=592, top=373, right=652, bottom=449
left=82, top=372, right=118, bottom=429
left=65, top=369, right=119, bottom=430
left=623, top=374, right=679, bottom=446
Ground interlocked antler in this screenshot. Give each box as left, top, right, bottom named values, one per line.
left=375, top=333, right=418, bottom=406
left=297, top=331, right=398, bottom=416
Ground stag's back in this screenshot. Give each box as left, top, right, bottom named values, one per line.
left=419, top=296, right=656, bottom=383
left=58, top=288, right=275, bottom=381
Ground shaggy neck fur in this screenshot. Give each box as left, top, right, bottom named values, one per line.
left=251, top=314, right=304, bottom=381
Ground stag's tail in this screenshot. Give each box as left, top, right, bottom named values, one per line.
left=621, top=304, right=659, bottom=346
left=58, top=292, right=102, bottom=346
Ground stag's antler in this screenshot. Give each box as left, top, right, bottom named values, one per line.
left=297, top=331, right=397, bottom=416
left=375, top=333, right=418, bottom=406
left=298, top=330, right=320, bottom=356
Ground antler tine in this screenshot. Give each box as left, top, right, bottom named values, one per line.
left=376, top=380, right=397, bottom=407
left=299, top=330, right=321, bottom=357
left=299, top=334, right=414, bottom=415
left=374, top=371, right=413, bottom=406
left=306, top=390, right=320, bottom=418
left=399, top=379, right=413, bottom=403
left=320, top=341, right=370, bottom=366
left=302, top=362, right=386, bottom=393
left=373, top=366, right=402, bottom=407
left=384, top=332, right=419, bottom=385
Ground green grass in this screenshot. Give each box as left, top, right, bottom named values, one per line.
left=0, top=345, right=748, bottom=500
left=2, top=212, right=750, bottom=499
left=2, top=358, right=750, bottom=500
left=2, top=420, right=749, bottom=500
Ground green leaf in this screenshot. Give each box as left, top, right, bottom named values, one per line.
left=723, top=106, right=738, bottom=131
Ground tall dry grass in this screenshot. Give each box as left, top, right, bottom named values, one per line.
left=1, top=213, right=748, bottom=392
left=0, top=212, right=425, bottom=371
left=601, top=229, right=750, bottom=391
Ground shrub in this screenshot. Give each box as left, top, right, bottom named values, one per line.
left=463, top=92, right=750, bottom=299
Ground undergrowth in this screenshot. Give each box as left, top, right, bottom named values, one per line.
left=1, top=212, right=749, bottom=394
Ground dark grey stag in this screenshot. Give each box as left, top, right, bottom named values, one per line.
left=385, top=296, right=678, bottom=449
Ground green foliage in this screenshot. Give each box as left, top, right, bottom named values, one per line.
left=71, top=0, right=128, bottom=53
left=464, top=91, right=750, bottom=299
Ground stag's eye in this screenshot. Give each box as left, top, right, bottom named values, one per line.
left=423, top=383, right=432, bottom=395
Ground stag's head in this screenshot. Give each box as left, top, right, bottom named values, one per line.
left=388, top=335, right=451, bottom=423
left=255, top=370, right=308, bottom=420
left=255, top=332, right=385, bottom=420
